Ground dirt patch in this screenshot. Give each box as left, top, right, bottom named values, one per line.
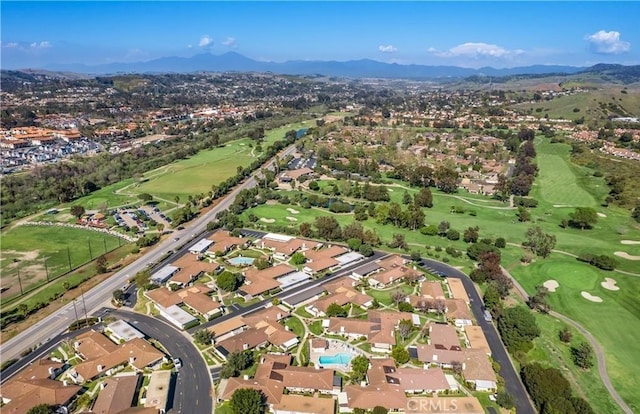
left=614, top=251, right=640, bottom=260
left=265, top=200, right=278, bottom=205
left=597, top=212, right=607, bottom=218
left=286, top=208, right=300, bottom=215
left=581, top=291, right=603, bottom=303
left=601, top=278, right=620, bottom=291
left=621, top=240, right=640, bottom=245
left=3, top=250, right=41, bottom=263
left=260, top=218, right=275, bottom=223
left=543, top=280, right=559, bottom=292
left=286, top=216, right=298, bottom=222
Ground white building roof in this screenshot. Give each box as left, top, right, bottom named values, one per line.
left=189, top=239, right=214, bottom=253
left=163, top=304, right=197, bottom=327
left=335, top=251, right=364, bottom=266
left=106, top=320, right=145, bottom=341
left=262, top=233, right=295, bottom=242
left=277, top=271, right=311, bottom=288
left=151, top=265, right=179, bottom=284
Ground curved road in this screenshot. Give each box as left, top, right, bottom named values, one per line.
left=422, top=259, right=536, bottom=414
left=111, top=310, right=212, bottom=414
left=501, top=266, right=633, bottom=414
left=1, top=144, right=297, bottom=362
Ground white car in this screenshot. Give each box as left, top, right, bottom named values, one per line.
left=173, top=358, right=182, bottom=370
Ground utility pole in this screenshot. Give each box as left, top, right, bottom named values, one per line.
left=67, top=247, right=72, bottom=271
left=72, top=298, right=79, bottom=322
left=17, top=269, right=23, bottom=295
left=87, top=238, right=93, bottom=260
left=103, top=237, right=107, bottom=253
left=80, top=287, right=89, bottom=326
left=44, top=259, right=49, bottom=282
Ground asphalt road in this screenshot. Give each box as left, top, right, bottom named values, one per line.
left=1, top=144, right=297, bottom=362
left=421, top=258, right=536, bottom=414
left=111, top=310, right=212, bottom=414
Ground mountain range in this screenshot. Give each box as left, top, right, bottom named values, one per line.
left=42, top=51, right=590, bottom=79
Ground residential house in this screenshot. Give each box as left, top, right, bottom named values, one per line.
left=415, top=346, right=497, bottom=391
left=91, top=374, right=140, bottom=414
left=446, top=278, right=470, bottom=304
left=257, top=234, right=319, bottom=260
left=303, top=245, right=349, bottom=275
left=427, top=323, right=462, bottom=351
left=167, top=254, right=219, bottom=288
left=207, top=231, right=245, bottom=255
left=239, top=264, right=297, bottom=299
left=306, top=277, right=372, bottom=317
left=327, top=310, right=413, bottom=352
left=464, top=326, right=491, bottom=356
left=444, top=299, right=473, bottom=327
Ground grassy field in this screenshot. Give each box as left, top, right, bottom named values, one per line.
left=510, top=257, right=640, bottom=412
left=511, top=87, right=640, bottom=121
left=533, top=139, right=597, bottom=207
left=1, top=226, right=124, bottom=299
left=527, top=312, right=624, bottom=414
left=129, top=122, right=312, bottom=201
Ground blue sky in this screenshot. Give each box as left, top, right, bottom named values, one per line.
left=1, top=1, right=638, bottom=69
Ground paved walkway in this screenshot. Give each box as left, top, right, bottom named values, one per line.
left=501, top=266, right=634, bottom=414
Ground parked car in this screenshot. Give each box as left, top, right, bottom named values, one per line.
left=173, top=357, right=182, bottom=370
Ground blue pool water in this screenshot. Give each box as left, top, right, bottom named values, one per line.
left=227, top=256, right=255, bottom=266
left=319, top=353, right=353, bottom=365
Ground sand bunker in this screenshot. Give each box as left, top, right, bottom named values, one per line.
left=553, top=204, right=574, bottom=208
left=286, top=208, right=300, bottom=214
left=614, top=251, right=640, bottom=260
left=260, top=218, right=275, bottom=223
left=601, top=278, right=620, bottom=291
left=597, top=212, right=607, bottom=218
left=543, top=280, right=559, bottom=292
left=286, top=216, right=298, bottom=222
left=621, top=240, right=640, bottom=245
left=581, top=292, right=603, bottom=303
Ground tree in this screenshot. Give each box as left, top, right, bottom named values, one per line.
left=397, top=319, right=414, bottom=341
left=571, top=342, right=594, bottom=369
left=290, top=252, right=306, bottom=265
left=435, top=165, right=459, bottom=193
left=216, top=271, right=244, bottom=292
left=387, top=233, right=408, bottom=251
left=358, top=244, right=374, bottom=257
left=314, top=216, right=342, bottom=240
left=138, top=193, right=153, bottom=202
left=134, top=270, right=150, bottom=288
left=392, top=345, right=410, bottom=364
left=497, top=306, right=540, bottom=353
left=559, top=327, right=573, bottom=343
left=298, top=222, right=313, bottom=238
left=446, top=229, right=460, bottom=241
left=230, top=388, right=267, bottom=414
left=496, top=390, right=515, bottom=409
left=27, top=405, right=55, bottom=414
left=350, top=355, right=369, bottom=383
left=414, top=187, right=433, bottom=207
left=463, top=226, right=479, bottom=243
left=326, top=303, right=348, bottom=317
left=528, top=285, right=550, bottom=313
left=495, top=237, right=506, bottom=248
left=483, top=283, right=502, bottom=312
left=525, top=226, right=556, bottom=258
left=95, top=254, right=108, bottom=273
left=402, top=190, right=412, bottom=205
left=391, top=290, right=407, bottom=305
left=112, top=289, right=125, bottom=304
left=70, top=205, right=85, bottom=218
left=194, top=329, right=214, bottom=345
left=410, top=251, right=422, bottom=262
left=437, top=221, right=450, bottom=236
left=568, top=207, right=598, bottom=229
left=517, top=206, right=531, bottom=222
left=222, top=351, right=255, bottom=378
left=372, top=407, right=389, bottom=414
left=308, top=180, right=320, bottom=191
left=254, top=258, right=270, bottom=270
left=398, top=302, right=414, bottom=312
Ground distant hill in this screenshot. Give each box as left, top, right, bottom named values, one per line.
left=40, top=51, right=587, bottom=80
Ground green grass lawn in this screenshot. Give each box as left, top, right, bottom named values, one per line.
left=533, top=138, right=597, bottom=207
left=62, top=179, right=136, bottom=211
left=1, top=225, right=124, bottom=296
left=528, top=312, right=624, bottom=414
left=133, top=122, right=312, bottom=201
left=284, top=315, right=305, bottom=338
left=510, top=257, right=640, bottom=412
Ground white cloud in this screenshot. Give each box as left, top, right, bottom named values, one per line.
left=222, top=37, right=237, bottom=47
left=29, top=41, right=51, bottom=49
left=199, top=35, right=213, bottom=48
left=378, top=44, right=397, bottom=53
left=432, top=42, right=523, bottom=58
left=187, top=44, right=193, bottom=49
left=586, top=30, right=630, bottom=54
left=4, top=42, right=19, bottom=48
left=426, top=47, right=437, bottom=53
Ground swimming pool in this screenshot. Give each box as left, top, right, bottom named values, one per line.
left=319, top=353, right=353, bottom=365
left=227, top=256, right=255, bottom=266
